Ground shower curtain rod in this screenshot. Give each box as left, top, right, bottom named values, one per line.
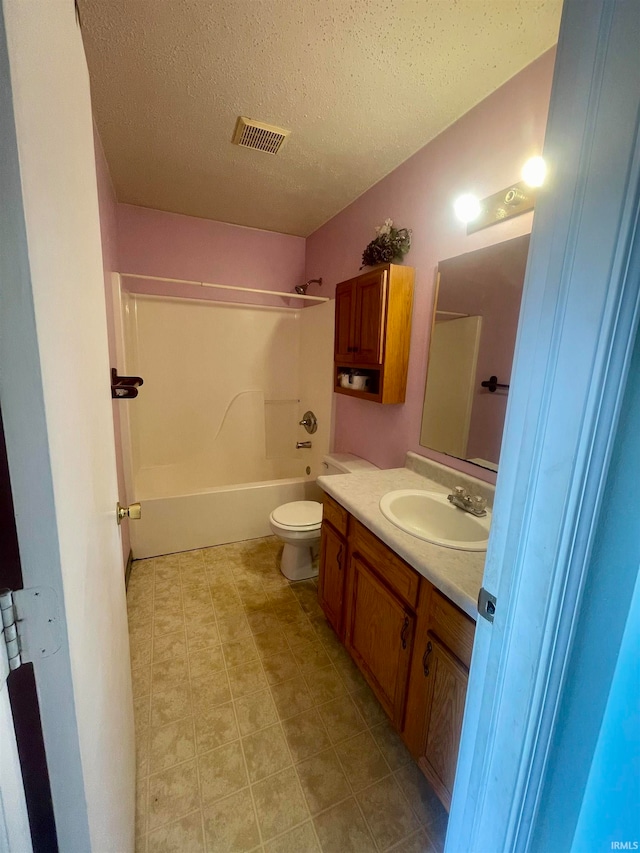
left=120, top=273, right=330, bottom=303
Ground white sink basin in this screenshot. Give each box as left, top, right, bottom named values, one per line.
left=379, top=489, right=491, bottom=551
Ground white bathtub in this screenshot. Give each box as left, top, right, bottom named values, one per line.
left=129, top=476, right=323, bottom=559
left=117, top=292, right=335, bottom=558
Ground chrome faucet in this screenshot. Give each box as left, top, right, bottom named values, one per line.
left=447, top=485, right=488, bottom=517
left=298, top=410, right=318, bottom=434
left=296, top=441, right=312, bottom=449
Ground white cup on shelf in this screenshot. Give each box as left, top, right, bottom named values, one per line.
left=350, top=374, right=369, bottom=390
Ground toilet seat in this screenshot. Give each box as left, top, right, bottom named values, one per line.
left=270, top=500, right=322, bottom=531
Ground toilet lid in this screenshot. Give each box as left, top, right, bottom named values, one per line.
left=272, top=501, right=322, bottom=528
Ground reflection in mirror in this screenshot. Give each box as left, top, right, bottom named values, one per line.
left=420, top=234, right=530, bottom=472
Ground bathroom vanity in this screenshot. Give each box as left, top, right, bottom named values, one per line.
left=317, top=454, right=490, bottom=811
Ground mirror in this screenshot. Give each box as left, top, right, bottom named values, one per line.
left=420, top=234, right=530, bottom=472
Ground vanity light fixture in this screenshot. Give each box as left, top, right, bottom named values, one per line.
left=454, top=193, right=482, bottom=224
left=521, top=155, right=547, bottom=188
left=456, top=156, right=547, bottom=235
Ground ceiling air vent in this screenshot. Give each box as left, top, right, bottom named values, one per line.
left=232, top=116, right=290, bottom=155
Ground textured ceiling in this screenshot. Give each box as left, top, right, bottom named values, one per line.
left=80, top=0, right=562, bottom=237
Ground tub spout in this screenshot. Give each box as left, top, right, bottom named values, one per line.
left=296, top=441, right=312, bottom=449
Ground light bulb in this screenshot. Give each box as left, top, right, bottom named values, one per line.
left=454, top=193, right=481, bottom=223
left=521, top=156, right=546, bottom=188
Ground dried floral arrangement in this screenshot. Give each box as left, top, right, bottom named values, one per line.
left=361, top=219, right=412, bottom=268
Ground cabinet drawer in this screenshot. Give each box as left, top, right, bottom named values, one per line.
left=322, top=493, right=349, bottom=537
left=351, top=519, right=420, bottom=608
left=428, top=589, right=475, bottom=669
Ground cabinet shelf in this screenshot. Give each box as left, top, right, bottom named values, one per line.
left=334, top=264, right=414, bottom=404
left=335, top=364, right=381, bottom=400
left=334, top=384, right=381, bottom=402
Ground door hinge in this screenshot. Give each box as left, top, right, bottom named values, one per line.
left=478, top=587, right=497, bottom=623
left=0, top=590, right=21, bottom=670
left=0, top=587, right=62, bottom=672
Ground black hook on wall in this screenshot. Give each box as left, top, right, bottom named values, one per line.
left=481, top=375, right=510, bottom=393
left=111, top=368, right=144, bottom=399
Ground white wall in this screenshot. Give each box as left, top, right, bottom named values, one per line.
left=126, top=295, right=300, bottom=493
left=0, top=2, right=134, bottom=850
left=123, top=294, right=334, bottom=498
left=298, top=301, right=336, bottom=474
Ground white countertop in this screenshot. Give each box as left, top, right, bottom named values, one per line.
left=317, top=465, right=488, bottom=620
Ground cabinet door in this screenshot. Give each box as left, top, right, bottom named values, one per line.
left=354, top=271, right=386, bottom=364
left=345, top=553, right=414, bottom=728
left=334, top=282, right=355, bottom=363
left=318, top=522, right=347, bottom=638
left=416, top=632, right=468, bottom=810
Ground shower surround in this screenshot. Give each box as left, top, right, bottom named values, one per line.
left=117, top=287, right=334, bottom=557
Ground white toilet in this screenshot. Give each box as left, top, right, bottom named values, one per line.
left=269, top=453, right=379, bottom=581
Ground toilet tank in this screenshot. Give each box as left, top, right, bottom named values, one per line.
left=321, top=453, right=379, bottom=476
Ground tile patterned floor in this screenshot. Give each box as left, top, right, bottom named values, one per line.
left=128, top=536, right=448, bottom=853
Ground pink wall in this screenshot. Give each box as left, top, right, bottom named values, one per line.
left=304, top=49, right=556, bottom=482
left=117, top=204, right=306, bottom=307
left=94, top=48, right=555, bottom=508
left=94, top=126, right=131, bottom=566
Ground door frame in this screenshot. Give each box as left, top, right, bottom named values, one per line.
left=448, top=1, right=640, bottom=850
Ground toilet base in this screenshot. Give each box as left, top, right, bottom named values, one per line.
left=280, top=542, right=319, bottom=581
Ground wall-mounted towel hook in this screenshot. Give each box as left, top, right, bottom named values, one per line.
left=111, top=367, right=144, bottom=399
left=480, top=375, right=509, bottom=393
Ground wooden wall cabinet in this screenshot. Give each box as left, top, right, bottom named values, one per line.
left=317, top=492, right=476, bottom=812
left=334, top=264, right=414, bottom=404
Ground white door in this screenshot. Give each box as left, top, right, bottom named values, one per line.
left=0, top=2, right=135, bottom=850
left=0, top=651, right=31, bottom=853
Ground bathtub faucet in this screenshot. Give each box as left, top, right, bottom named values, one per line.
left=299, top=410, right=318, bottom=434
left=296, top=441, right=312, bottom=449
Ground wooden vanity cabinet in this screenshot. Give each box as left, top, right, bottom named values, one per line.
left=345, top=553, right=415, bottom=728
left=334, top=264, right=414, bottom=404
left=404, top=584, right=475, bottom=811
left=344, top=519, right=417, bottom=728
left=317, top=491, right=476, bottom=812
left=318, top=494, right=349, bottom=639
